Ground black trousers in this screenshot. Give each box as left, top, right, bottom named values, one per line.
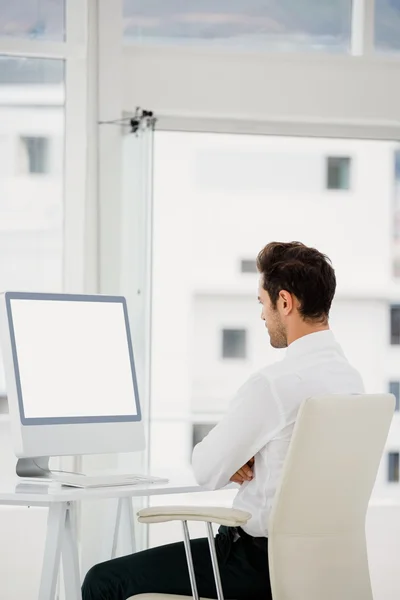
left=82, top=526, right=272, bottom=600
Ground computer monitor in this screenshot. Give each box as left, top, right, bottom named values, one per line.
left=0, top=292, right=145, bottom=478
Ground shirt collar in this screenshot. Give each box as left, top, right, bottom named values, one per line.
left=285, top=330, right=339, bottom=359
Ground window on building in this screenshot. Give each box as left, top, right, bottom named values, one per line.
left=391, top=306, right=400, bottom=344
left=240, top=259, right=257, bottom=274
left=389, top=381, right=400, bottom=411
left=19, top=136, right=50, bottom=174
left=388, top=452, right=400, bottom=482
left=222, top=329, right=247, bottom=359
left=375, top=0, right=400, bottom=52
left=395, top=150, right=400, bottom=182
left=192, top=423, right=217, bottom=452
left=326, top=156, right=351, bottom=190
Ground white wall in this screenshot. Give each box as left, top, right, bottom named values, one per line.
left=0, top=92, right=67, bottom=596
left=0, top=506, right=48, bottom=600
left=0, top=95, right=64, bottom=394
left=367, top=503, right=400, bottom=600
left=192, top=296, right=389, bottom=410
left=0, top=420, right=48, bottom=600
left=191, top=294, right=282, bottom=414
left=0, top=98, right=64, bottom=305
left=186, top=135, right=394, bottom=293
left=330, top=299, right=387, bottom=394
left=123, top=49, right=400, bottom=140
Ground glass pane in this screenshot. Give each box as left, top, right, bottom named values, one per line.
left=393, top=151, right=400, bottom=276
left=124, top=0, right=352, bottom=53
left=192, top=422, right=216, bottom=450
left=388, top=452, right=400, bottom=482
left=144, top=132, right=400, bottom=547
left=0, top=0, right=65, bottom=41
left=391, top=307, right=400, bottom=344
left=0, top=56, right=64, bottom=395
left=375, top=0, right=400, bottom=52
left=222, top=329, right=247, bottom=359
left=389, top=381, right=400, bottom=410
left=326, top=156, right=351, bottom=190
left=241, top=259, right=258, bottom=273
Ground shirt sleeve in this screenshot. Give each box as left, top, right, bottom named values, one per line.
left=191, top=372, right=284, bottom=490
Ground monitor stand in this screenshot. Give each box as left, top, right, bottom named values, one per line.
left=16, top=457, right=51, bottom=479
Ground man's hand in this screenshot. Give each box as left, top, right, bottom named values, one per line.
left=230, top=457, right=254, bottom=485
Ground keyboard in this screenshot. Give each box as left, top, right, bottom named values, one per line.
left=51, top=473, right=169, bottom=488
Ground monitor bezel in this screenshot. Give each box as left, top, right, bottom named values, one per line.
left=5, top=291, right=142, bottom=426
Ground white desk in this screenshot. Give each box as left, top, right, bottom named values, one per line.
left=0, top=479, right=209, bottom=600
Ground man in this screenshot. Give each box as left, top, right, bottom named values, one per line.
left=82, top=241, right=364, bottom=600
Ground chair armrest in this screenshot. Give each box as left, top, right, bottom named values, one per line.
left=137, top=505, right=252, bottom=527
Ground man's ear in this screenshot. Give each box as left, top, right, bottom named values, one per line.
left=279, top=290, right=293, bottom=314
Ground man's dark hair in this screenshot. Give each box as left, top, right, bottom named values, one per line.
left=256, top=241, right=336, bottom=322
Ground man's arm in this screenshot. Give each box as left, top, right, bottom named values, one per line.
left=191, top=372, right=284, bottom=490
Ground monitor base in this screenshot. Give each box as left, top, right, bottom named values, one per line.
left=16, top=457, right=51, bottom=479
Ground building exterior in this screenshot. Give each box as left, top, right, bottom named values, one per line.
left=0, top=83, right=63, bottom=403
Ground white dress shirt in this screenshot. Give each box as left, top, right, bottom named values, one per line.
left=192, top=330, right=365, bottom=537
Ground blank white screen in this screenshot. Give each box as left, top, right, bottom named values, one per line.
left=10, top=298, right=139, bottom=419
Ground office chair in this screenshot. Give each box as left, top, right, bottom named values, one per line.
left=131, top=394, right=395, bottom=600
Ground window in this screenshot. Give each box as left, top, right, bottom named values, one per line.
left=0, top=56, right=64, bottom=400
left=222, top=329, right=247, bottom=359
left=389, top=382, right=400, bottom=411
left=375, top=0, right=400, bottom=52
left=138, top=132, right=400, bottom=548
left=240, top=259, right=257, bottom=274
left=388, top=452, right=400, bottom=482
left=0, top=0, right=65, bottom=41
left=391, top=306, right=400, bottom=345
left=326, top=156, right=351, bottom=190
left=395, top=150, right=400, bottom=182
left=19, top=136, right=50, bottom=174
left=192, top=423, right=216, bottom=451
left=393, top=150, right=400, bottom=276
left=123, top=0, right=352, bottom=53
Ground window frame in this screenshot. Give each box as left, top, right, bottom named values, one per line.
left=121, top=0, right=400, bottom=142
left=0, top=0, right=94, bottom=294
left=96, top=0, right=400, bottom=553
left=0, top=0, right=97, bottom=566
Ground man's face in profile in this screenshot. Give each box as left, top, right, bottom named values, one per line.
left=258, top=280, right=287, bottom=349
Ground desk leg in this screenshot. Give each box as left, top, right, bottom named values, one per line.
left=39, top=503, right=67, bottom=600
left=120, top=497, right=136, bottom=554
left=62, top=503, right=82, bottom=600
left=111, top=498, right=123, bottom=558
left=111, top=497, right=136, bottom=558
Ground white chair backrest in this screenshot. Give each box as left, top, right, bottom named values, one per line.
left=268, top=394, right=395, bottom=600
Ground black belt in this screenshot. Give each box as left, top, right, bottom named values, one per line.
left=235, top=527, right=268, bottom=552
